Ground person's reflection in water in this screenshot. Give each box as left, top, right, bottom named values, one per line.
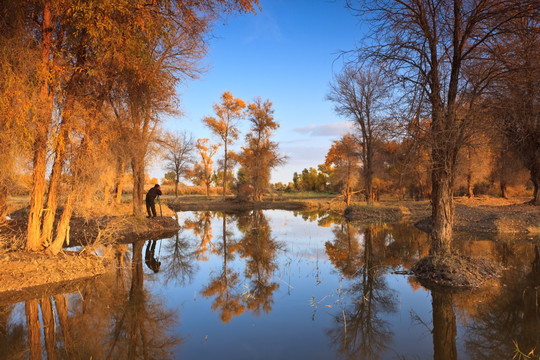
left=145, top=239, right=161, bottom=273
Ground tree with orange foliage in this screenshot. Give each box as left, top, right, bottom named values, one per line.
left=192, top=138, right=219, bottom=197
left=0, top=0, right=260, bottom=252
left=237, top=98, right=285, bottom=201
left=203, top=91, right=246, bottom=199
left=325, top=133, right=362, bottom=205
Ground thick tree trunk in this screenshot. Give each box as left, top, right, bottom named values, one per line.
left=46, top=191, right=75, bottom=256
left=40, top=131, right=69, bottom=246
left=27, top=0, right=53, bottom=251
left=174, top=180, right=179, bottom=198
left=27, top=131, right=48, bottom=251
left=430, top=164, right=454, bottom=255
left=25, top=299, right=41, bottom=360
left=432, top=291, right=457, bottom=360
left=131, top=155, right=145, bottom=216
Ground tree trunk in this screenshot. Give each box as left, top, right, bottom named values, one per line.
left=46, top=191, right=75, bottom=256
left=365, top=140, right=374, bottom=205
left=25, top=299, right=41, bottom=360
left=114, top=160, right=125, bottom=204
left=466, top=147, right=474, bottom=198
left=27, top=131, right=48, bottom=251
left=175, top=179, right=179, bottom=198
left=40, top=133, right=68, bottom=246
left=0, top=183, right=7, bottom=224
left=223, top=143, right=228, bottom=199
left=531, top=167, right=540, bottom=205
left=432, top=291, right=457, bottom=360
left=500, top=180, right=507, bottom=199
left=430, top=157, right=454, bottom=256
left=40, top=297, right=57, bottom=360
left=27, top=0, right=53, bottom=252
left=131, top=155, right=145, bottom=216
left=104, top=183, right=111, bottom=204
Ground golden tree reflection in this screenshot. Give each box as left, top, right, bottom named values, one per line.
left=201, top=213, right=245, bottom=323
left=6, top=241, right=182, bottom=359
left=237, top=210, right=282, bottom=315
left=325, top=223, right=362, bottom=279
left=184, top=211, right=214, bottom=261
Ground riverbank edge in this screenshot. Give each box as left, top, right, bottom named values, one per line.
left=0, top=215, right=181, bottom=298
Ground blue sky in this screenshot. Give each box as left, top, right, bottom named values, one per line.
left=161, top=0, right=364, bottom=184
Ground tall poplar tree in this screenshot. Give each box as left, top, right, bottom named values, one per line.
left=203, top=91, right=246, bottom=199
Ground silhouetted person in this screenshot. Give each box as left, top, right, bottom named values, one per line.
left=145, top=240, right=161, bottom=273
left=145, top=184, right=162, bottom=218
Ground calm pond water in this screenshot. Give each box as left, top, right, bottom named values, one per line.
left=1, top=209, right=539, bottom=359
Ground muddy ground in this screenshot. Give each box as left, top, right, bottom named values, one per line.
left=346, top=196, right=540, bottom=235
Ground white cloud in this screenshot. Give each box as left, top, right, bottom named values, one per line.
left=293, top=121, right=354, bottom=137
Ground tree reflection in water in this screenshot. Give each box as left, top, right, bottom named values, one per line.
left=463, top=245, right=540, bottom=359
left=201, top=212, right=246, bottom=323
left=184, top=211, right=214, bottom=261
left=237, top=210, right=283, bottom=316
left=325, top=224, right=397, bottom=359
left=160, top=233, right=197, bottom=286
left=201, top=211, right=283, bottom=322
left=2, top=242, right=181, bottom=359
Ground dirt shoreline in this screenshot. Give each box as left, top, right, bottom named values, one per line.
left=1, top=196, right=538, bottom=298
left=0, top=215, right=180, bottom=298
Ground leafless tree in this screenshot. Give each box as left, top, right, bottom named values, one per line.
left=346, top=0, right=530, bottom=254
left=161, top=131, right=195, bottom=197
left=327, top=65, right=391, bottom=204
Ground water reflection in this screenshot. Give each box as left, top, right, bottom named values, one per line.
left=432, top=291, right=457, bottom=360
left=463, top=246, right=540, bottom=359
left=237, top=210, right=282, bottom=316
left=326, top=225, right=397, bottom=359
left=145, top=239, right=161, bottom=273
left=1, top=242, right=181, bottom=359
left=1, top=211, right=539, bottom=359
left=201, top=213, right=246, bottom=323
left=200, top=211, right=284, bottom=322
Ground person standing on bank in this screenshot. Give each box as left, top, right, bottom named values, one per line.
left=145, top=184, right=162, bottom=218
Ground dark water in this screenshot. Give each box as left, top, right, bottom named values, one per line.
left=1, top=210, right=539, bottom=359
